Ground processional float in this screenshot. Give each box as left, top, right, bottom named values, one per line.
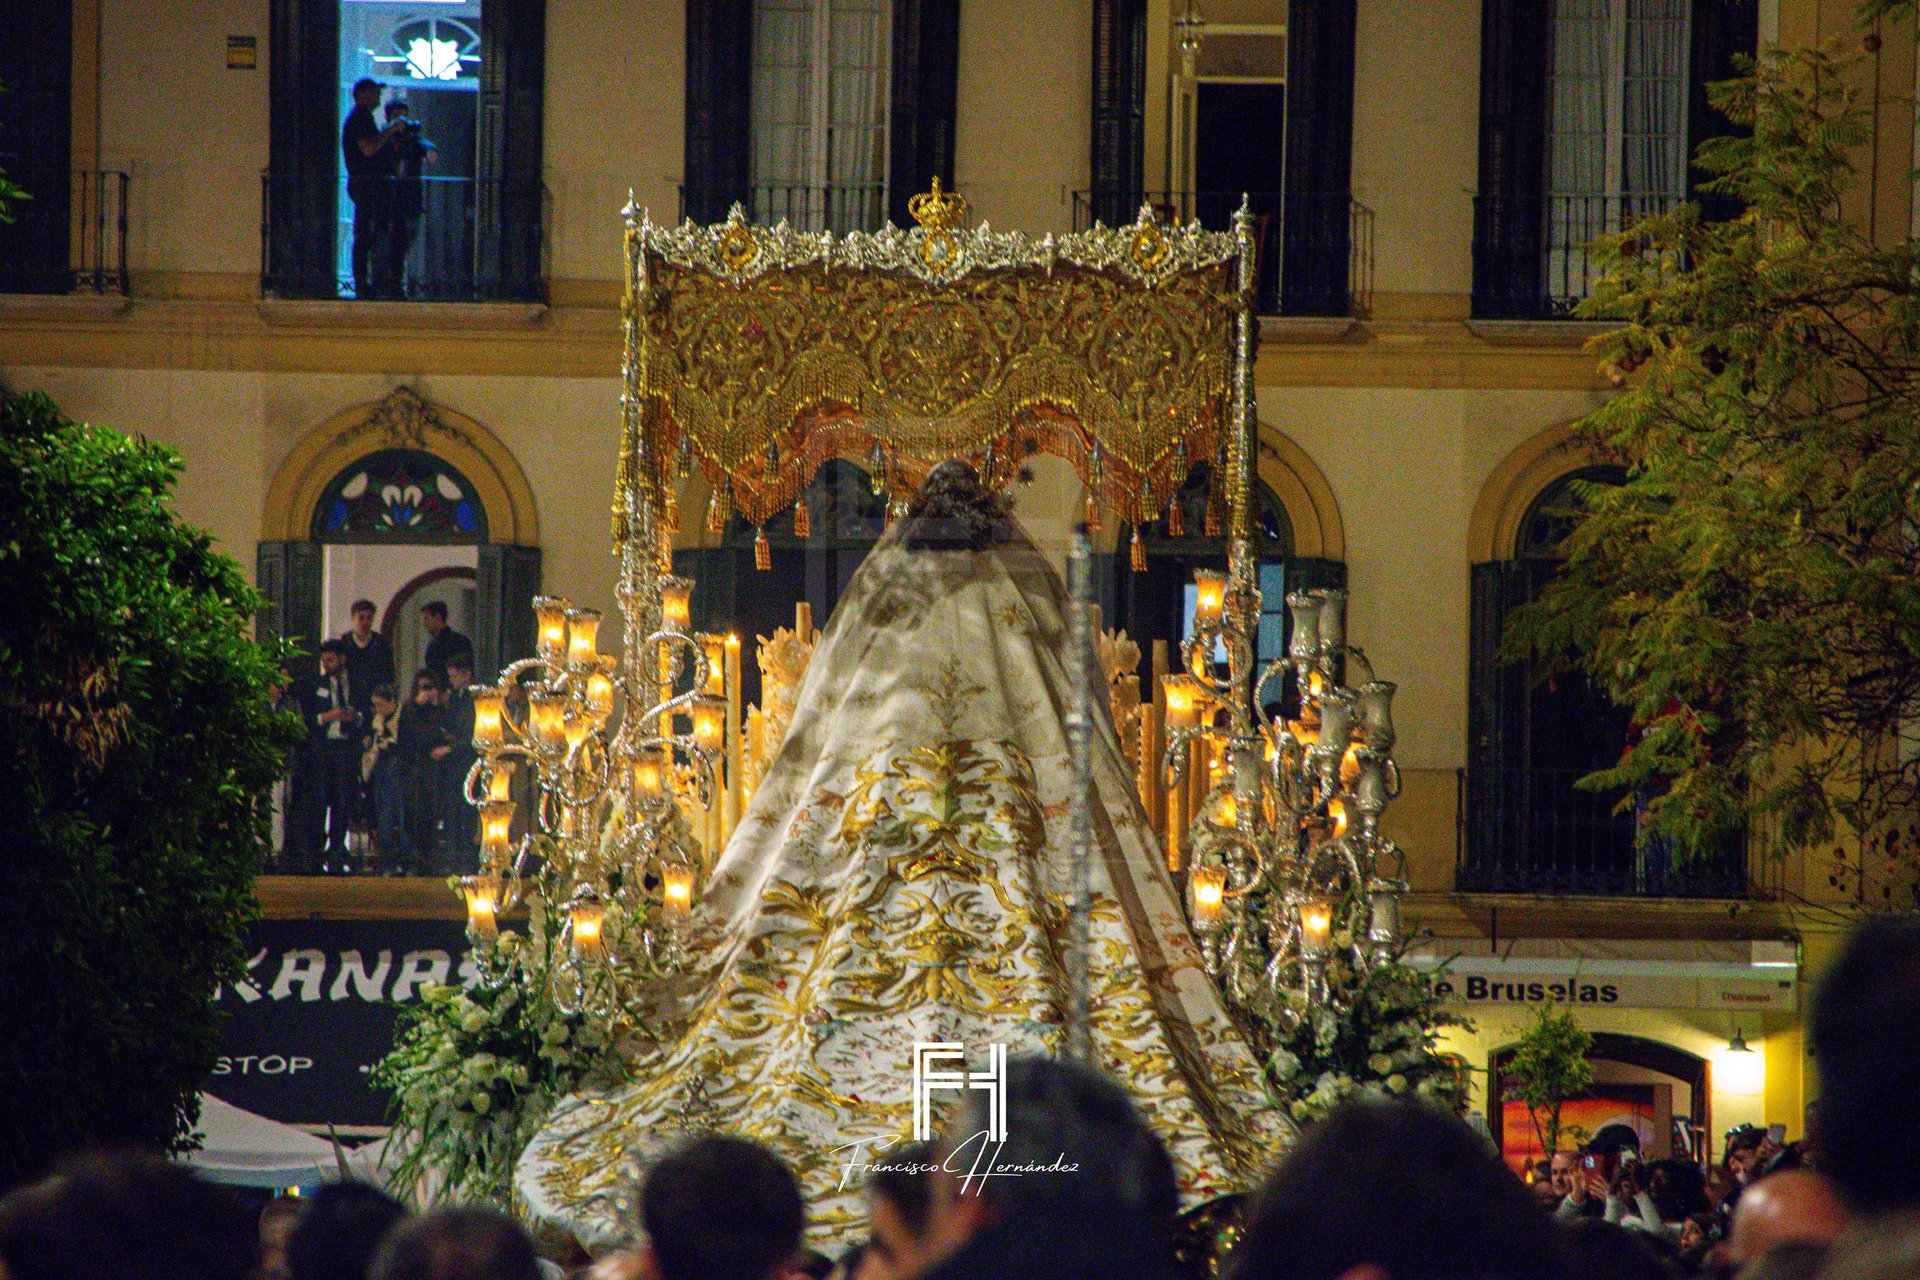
left=451, top=181, right=1407, bottom=1048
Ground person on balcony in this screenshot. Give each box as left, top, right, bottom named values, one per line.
left=341, top=78, right=405, bottom=300
left=376, top=100, right=435, bottom=299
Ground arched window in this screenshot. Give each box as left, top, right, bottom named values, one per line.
left=1110, top=461, right=1335, bottom=713
left=1463, top=465, right=1743, bottom=896
left=312, top=448, right=488, bottom=542
left=674, top=458, right=888, bottom=706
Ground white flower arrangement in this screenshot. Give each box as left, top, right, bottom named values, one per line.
left=371, top=923, right=614, bottom=1205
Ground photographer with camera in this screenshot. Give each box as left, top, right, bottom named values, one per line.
left=376, top=99, right=436, bottom=299
left=341, top=79, right=409, bottom=299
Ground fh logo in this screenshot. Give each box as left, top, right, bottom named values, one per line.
left=912, top=1042, right=1007, bottom=1142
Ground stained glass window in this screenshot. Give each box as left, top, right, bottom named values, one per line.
left=313, top=449, right=487, bottom=541
left=1517, top=465, right=1627, bottom=559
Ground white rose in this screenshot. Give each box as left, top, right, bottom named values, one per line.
left=1387, top=1074, right=1408, bottom=1094
left=460, top=1010, right=489, bottom=1034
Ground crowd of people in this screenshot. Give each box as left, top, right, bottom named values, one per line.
left=7, top=915, right=1920, bottom=1280
left=273, top=598, right=478, bottom=876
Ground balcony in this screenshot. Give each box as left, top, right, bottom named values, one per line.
left=677, top=183, right=890, bottom=236
left=260, top=171, right=548, bottom=304
left=1071, top=190, right=1372, bottom=318
left=0, top=167, right=129, bottom=296
left=1455, top=766, right=1747, bottom=898
left=1472, top=191, right=1683, bottom=320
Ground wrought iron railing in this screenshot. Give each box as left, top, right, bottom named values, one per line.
left=1472, top=191, right=1684, bottom=319
left=678, top=183, right=890, bottom=236
left=0, top=167, right=129, bottom=295
left=1070, top=189, right=1373, bottom=318
left=260, top=171, right=548, bottom=303
left=1455, top=766, right=1747, bottom=898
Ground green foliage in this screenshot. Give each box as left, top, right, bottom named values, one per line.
left=1503, top=39, right=1920, bottom=900
left=1257, top=936, right=1473, bottom=1125
left=1503, top=1002, right=1595, bottom=1157
left=371, top=920, right=611, bottom=1206
left=0, top=389, right=301, bottom=1191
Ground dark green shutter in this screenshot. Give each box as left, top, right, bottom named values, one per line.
left=475, top=545, right=542, bottom=680
left=1279, top=0, right=1357, bottom=317
left=1471, top=0, right=1552, bottom=319
left=256, top=541, right=325, bottom=673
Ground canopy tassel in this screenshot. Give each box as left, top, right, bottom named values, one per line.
left=754, top=527, right=771, bottom=570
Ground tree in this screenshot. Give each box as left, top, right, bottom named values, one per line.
left=1503, top=1002, right=1595, bottom=1159
left=0, top=389, right=300, bottom=1190
left=1505, top=32, right=1920, bottom=905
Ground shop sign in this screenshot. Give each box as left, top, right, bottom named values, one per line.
left=207, top=918, right=474, bottom=1127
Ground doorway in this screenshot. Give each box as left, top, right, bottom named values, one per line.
left=1194, top=80, right=1286, bottom=310
left=1490, top=1032, right=1711, bottom=1172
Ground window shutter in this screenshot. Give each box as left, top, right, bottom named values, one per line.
left=477, top=0, right=547, bottom=302
left=256, top=541, right=325, bottom=674
left=1471, top=0, right=1552, bottom=319
left=889, top=0, right=961, bottom=227
left=1279, top=0, right=1357, bottom=317
left=1687, top=0, right=1758, bottom=223
left=685, top=0, right=756, bottom=222
left=0, top=0, right=72, bottom=294
left=1089, top=0, right=1148, bottom=228
left=474, top=544, right=542, bottom=681
left=266, top=0, right=340, bottom=298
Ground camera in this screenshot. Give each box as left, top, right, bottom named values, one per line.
left=1581, top=1155, right=1598, bottom=1170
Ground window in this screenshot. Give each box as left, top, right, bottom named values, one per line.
left=1546, top=0, right=1690, bottom=299
left=749, top=0, right=891, bottom=232
left=1472, top=0, right=1756, bottom=319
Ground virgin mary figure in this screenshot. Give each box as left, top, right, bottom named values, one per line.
left=516, top=461, right=1287, bottom=1249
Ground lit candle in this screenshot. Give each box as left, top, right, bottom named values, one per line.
left=662, top=861, right=696, bottom=917
left=699, top=634, right=727, bottom=696
left=471, top=686, right=505, bottom=749
left=1192, top=569, right=1227, bottom=625
left=632, top=752, right=667, bottom=805
left=1163, top=674, right=1200, bottom=730
left=569, top=892, right=605, bottom=960
left=1214, top=790, right=1238, bottom=828
left=461, top=875, right=500, bottom=940
left=1190, top=865, right=1227, bottom=931
left=584, top=657, right=617, bottom=721
left=660, top=577, right=693, bottom=633
left=563, top=713, right=591, bottom=755
left=691, top=697, right=725, bottom=752
left=486, top=761, right=514, bottom=803
left=1328, top=797, right=1349, bottom=838
left=1299, top=900, right=1333, bottom=958
left=566, top=607, right=602, bottom=669
left=1341, top=744, right=1363, bottom=785
left=534, top=596, right=571, bottom=663
left=479, top=800, right=515, bottom=862
left=528, top=692, right=567, bottom=752
left=1287, top=719, right=1320, bottom=748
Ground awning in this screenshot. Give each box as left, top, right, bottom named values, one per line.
left=179, top=1095, right=348, bottom=1189
left=1405, top=938, right=1799, bottom=1012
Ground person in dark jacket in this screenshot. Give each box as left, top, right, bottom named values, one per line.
left=302, top=640, right=362, bottom=872
left=395, top=669, right=446, bottom=870
left=341, top=78, right=404, bottom=299
left=421, top=600, right=473, bottom=684
left=340, top=598, right=396, bottom=719
left=436, top=652, right=479, bottom=872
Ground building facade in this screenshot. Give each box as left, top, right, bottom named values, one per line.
left=3, top=0, right=1911, bottom=1160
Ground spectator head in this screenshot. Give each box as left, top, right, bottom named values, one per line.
left=1644, top=1157, right=1708, bottom=1222
left=1587, top=1124, right=1642, bottom=1168
left=638, top=1135, right=804, bottom=1280
left=351, top=600, right=377, bottom=632
left=1725, top=1170, right=1849, bottom=1270
left=352, top=78, right=380, bottom=107
left=1679, top=1212, right=1715, bottom=1253
left=1736, top=1243, right=1829, bottom=1280
left=371, top=683, right=399, bottom=716
left=445, top=653, right=474, bottom=690
left=790, top=1248, right=833, bottom=1280
left=1224, top=1098, right=1567, bottom=1280
left=421, top=602, right=448, bottom=633
left=367, top=1208, right=538, bottom=1280
left=1726, top=1125, right=1767, bottom=1184
left=1811, top=915, right=1920, bottom=1212
left=261, top=1197, right=306, bottom=1280
left=1558, top=1219, right=1675, bottom=1280
left=412, top=670, right=442, bottom=702
left=319, top=638, right=350, bottom=673
left=861, top=1140, right=938, bottom=1280
left=1821, top=1212, right=1920, bottom=1280
left=383, top=101, right=410, bottom=121
left=1549, top=1150, right=1581, bottom=1199
left=285, top=1180, right=408, bottom=1280
left=0, top=1150, right=257, bottom=1280
left=924, top=1055, right=1177, bottom=1266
